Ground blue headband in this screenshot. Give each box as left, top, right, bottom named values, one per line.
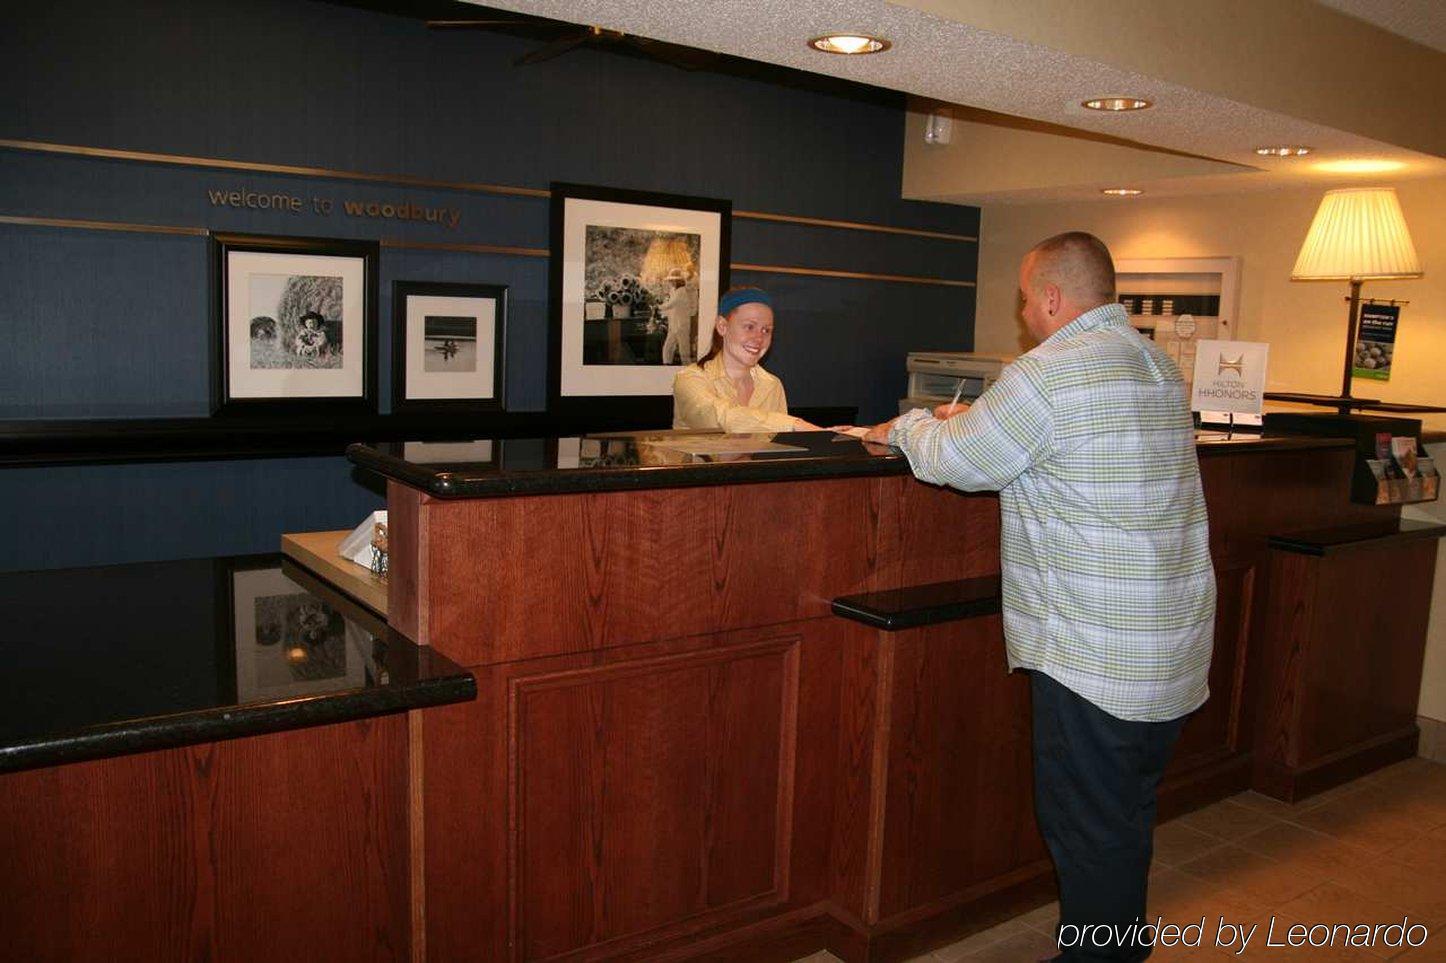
left=718, top=288, right=772, bottom=316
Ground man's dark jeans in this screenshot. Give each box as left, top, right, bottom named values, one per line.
left=1031, top=670, right=1187, bottom=962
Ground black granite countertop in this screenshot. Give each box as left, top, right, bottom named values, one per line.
left=0, top=554, right=475, bottom=774
left=348, top=430, right=1358, bottom=498
left=1268, top=518, right=1446, bottom=556
left=348, top=431, right=907, bottom=497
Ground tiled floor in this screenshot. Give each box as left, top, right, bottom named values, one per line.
left=793, top=756, right=1446, bottom=961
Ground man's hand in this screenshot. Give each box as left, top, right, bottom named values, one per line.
left=862, top=418, right=897, bottom=445
left=933, top=401, right=971, bottom=420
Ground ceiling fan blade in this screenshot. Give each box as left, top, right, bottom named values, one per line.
left=426, top=19, right=535, bottom=29
left=514, top=30, right=591, bottom=66
left=626, top=36, right=717, bottom=71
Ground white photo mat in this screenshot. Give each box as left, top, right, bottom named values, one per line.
left=226, top=249, right=367, bottom=399
left=559, top=197, right=722, bottom=397
left=402, top=440, right=494, bottom=463
left=403, top=294, right=498, bottom=401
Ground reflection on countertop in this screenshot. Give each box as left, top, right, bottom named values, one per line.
left=0, top=554, right=475, bottom=773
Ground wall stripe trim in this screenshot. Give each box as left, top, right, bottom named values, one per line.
left=0, top=138, right=549, bottom=198
left=1, top=214, right=977, bottom=288
left=734, top=209, right=975, bottom=243
left=734, top=262, right=976, bottom=288
left=0, top=214, right=208, bottom=236
left=0, top=139, right=977, bottom=243
left=381, top=238, right=549, bottom=258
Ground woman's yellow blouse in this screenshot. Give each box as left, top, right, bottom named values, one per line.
left=672, top=355, right=796, bottom=431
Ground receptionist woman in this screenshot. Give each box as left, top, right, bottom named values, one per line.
left=672, top=288, right=821, bottom=432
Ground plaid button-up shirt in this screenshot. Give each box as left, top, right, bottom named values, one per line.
left=890, top=302, right=1215, bottom=722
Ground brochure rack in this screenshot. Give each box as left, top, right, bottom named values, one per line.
left=1262, top=412, right=1439, bottom=507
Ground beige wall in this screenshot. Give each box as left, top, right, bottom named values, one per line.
left=974, top=177, right=1446, bottom=431
left=1405, top=447, right=1446, bottom=724
left=975, top=180, right=1446, bottom=721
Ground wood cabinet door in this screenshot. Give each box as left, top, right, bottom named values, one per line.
left=875, top=616, right=1046, bottom=924
left=422, top=626, right=807, bottom=962
left=1169, top=557, right=1255, bottom=775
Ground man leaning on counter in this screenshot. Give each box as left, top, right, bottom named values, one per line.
left=865, top=231, right=1217, bottom=962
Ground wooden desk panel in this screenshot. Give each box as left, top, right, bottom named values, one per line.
left=392, top=479, right=882, bottom=665
left=422, top=623, right=825, bottom=963
left=1254, top=537, right=1437, bottom=801
left=0, top=718, right=411, bottom=963
left=876, top=616, right=1045, bottom=924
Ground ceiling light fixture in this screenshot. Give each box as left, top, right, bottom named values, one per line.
left=808, top=33, right=890, bottom=55
left=1082, top=96, right=1151, bottom=111
left=1314, top=158, right=1406, bottom=174
left=1255, top=145, right=1313, bottom=157
left=1101, top=188, right=1144, bottom=196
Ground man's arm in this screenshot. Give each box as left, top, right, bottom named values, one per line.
left=877, top=359, right=1054, bottom=491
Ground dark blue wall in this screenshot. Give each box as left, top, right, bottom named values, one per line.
left=0, top=0, right=979, bottom=571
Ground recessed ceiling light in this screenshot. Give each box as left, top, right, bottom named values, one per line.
left=1082, top=96, right=1152, bottom=111
left=1101, top=188, right=1144, bottom=196
left=808, top=34, right=890, bottom=55
left=1314, top=158, right=1406, bottom=174
left=1255, top=145, right=1313, bottom=157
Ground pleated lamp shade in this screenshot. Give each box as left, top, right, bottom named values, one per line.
left=1292, top=187, right=1423, bottom=280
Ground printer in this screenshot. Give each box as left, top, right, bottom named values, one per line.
left=899, top=352, right=1014, bottom=415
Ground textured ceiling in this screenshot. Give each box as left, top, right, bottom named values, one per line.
left=460, top=0, right=1446, bottom=203
left=1314, top=0, right=1446, bottom=54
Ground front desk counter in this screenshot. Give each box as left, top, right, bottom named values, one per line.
left=340, top=429, right=1404, bottom=963
left=0, top=554, right=476, bottom=963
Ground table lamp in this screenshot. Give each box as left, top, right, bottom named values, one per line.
left=1291, top=187, right=1422, bottom=414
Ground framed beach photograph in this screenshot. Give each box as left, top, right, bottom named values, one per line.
left=211, top=233, right=378, bottom=414
left=229, top=563, right=368, bottom=704
left=549, top=182, right=730, bottom=419
left=391, top=281, right=507, bottom=413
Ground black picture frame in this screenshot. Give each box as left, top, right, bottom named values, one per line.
left=548, top=182, right=731, bottom=425
left=390, top=280, right=508, bottom=414
left=211, top=232, right=379, bottom=416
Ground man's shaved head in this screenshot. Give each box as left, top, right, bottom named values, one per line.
left=1024, top=232, right=1116, bottom=308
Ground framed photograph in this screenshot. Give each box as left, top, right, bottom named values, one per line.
left=212, top=233, right=378, bottom=414
left=229, top=563, right=369, bottom=704
left=549, top=182, right=730, bottom=420
left=1115, top=256, right=1241, bottom=397
left=391, top=281, right=507, bottom=412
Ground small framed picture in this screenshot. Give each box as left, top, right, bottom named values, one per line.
left=391, top=281, right=507, bottom=412
left=212, top=233, right=378, bottom=414
left=549, top=182, right=730, bottom=420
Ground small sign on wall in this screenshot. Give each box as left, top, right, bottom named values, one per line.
left=1191, top=340, right=1269, bottom=416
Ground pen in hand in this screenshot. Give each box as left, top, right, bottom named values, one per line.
left=931, top=379, right=970, bottom=420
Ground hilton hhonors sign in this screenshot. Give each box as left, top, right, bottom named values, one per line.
left=1190, top=340, right=1269, bottom=415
